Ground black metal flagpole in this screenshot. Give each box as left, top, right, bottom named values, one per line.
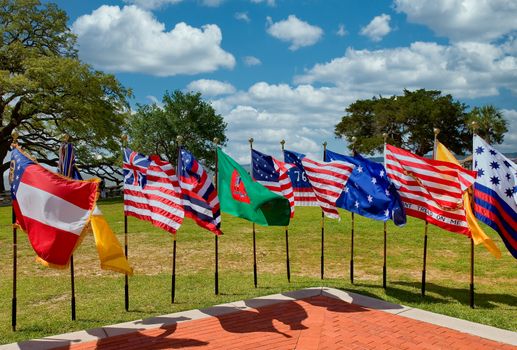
left=382, top=133, right=388, bottom=289
left=469, top=121, right=478, bottom=309
left=321, top=141, right=327, bottom=280
left=11, top=131, right=18, bottom=331
left=350, top=137, right=356, bottom=284
left=280, top=139, right=291, bottom=283
left=213, top=137, right=220, bottom=295
left=121, top=135, right=130, bottom=311
left=249, top=138, right=258, bottom=288
left=171, top=136, right=183, bottom=303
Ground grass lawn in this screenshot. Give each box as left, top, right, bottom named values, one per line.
left=0, top=199, right=515, bottom=344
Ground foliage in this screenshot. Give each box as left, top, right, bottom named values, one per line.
left=466, top=105, right=508, bottom=145
left=335, top=89, right=476, bottom=156
left=0, top=0, right=132, bottom=189
left=127, top=90, right=227, bottom=168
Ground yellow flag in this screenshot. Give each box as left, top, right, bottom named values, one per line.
left=91, top=207, right=134, bottom=275
left=435, top=141, right=501, bottom=258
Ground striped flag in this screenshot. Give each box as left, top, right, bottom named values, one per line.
left=58, top=142, right=82, bottom=179
left=178, top=147, right=222, bottom=235
left=123, top=148, right=184, bottom=234
left=283, top=149, right=319, bottom=206
left=385, top=144, right=476, bottom=235
left=301, top=156, right=355, bottom=219
left=252, top=149, right=295, bottom=217
left=10, top=147, right=99, bottom=267
left=472, top=136, right=517, bottom=259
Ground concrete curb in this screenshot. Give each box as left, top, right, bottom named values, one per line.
left=1, top=287, right=515, bottom=349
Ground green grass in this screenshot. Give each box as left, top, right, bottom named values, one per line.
left=0, top=200, right=515, bottom=344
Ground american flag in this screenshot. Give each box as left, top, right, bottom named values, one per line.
left=385, top=144, right=476, bottom=235
left=123, top=148, right=184, bottom=234
left=178, top=147, right=222, bottom=235
left=283, top=149, right=319, bottom=206
left=473, top=135, right=517, bottom=259
left=300, top=156, right=355, bottom=219
left=252, top=149, right=295, bottom=218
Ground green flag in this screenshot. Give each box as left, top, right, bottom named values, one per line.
left=217, top=148, right=291, bottom=226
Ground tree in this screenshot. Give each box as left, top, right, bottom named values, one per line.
left=335, top=89, right=472, bottom=156
left=466, top=105, right=508, bottom=145
left=0, top=0, right=131, bottom=189
left=127, top=90, right=227, bottom=168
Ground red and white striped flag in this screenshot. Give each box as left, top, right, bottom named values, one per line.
left=301, top=157, right=355, bottom=219
left=385, top=144, right=476, bottom=235
left=123, top=149, right=184, bottom=234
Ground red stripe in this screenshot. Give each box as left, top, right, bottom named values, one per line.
left=125, top=210, right=179, bottom=234
left=474, top=204, right=517, bottom=248
left=22, top=164, right=97, bottom=210
left=400, top=196, right=468, bottom=221
left=23, top=216, right=80, bottom=265
left=185, top=212, right=222, bottom=235
left=474, top=190, right=517, bottom=228
left=405, top=208, right=470, bottom=236
left=386, top=169, right=462, bottom=199
left=124, top=190, right=181, bottom=209
left=124, top=199, right=182, bottom=218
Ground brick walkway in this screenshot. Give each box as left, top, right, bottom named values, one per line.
left=57, top=295, right=514, bottom=350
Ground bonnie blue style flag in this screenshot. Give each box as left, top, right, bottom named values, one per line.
left=178, top=147, right=222, bottom=235
left=473, top=135, right=517, bottom=259
left=326, top=149, right=406, bottom=226
left=283, top=149, right=318, bottom=206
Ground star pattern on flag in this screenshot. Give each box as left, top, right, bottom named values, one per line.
left=475, top=146, right=484, bottom=154
left=367, top=195, right=373, bottom=203
left=357, top=166, right=363, bottom=173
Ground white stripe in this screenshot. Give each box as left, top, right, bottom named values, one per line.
left=183, top=199, right=213, bottom=217
left=17, top=182, right=91, bottom=235
left=124, top=206, right=183, bottom=230
left=388, top=171, right=464, bottom=203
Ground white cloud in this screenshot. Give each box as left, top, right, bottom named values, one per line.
left=243, top=55, right=262, bottom=66
left=395, top=0, right=517, bottom=42
left=499, top=109, right=517, bottom=153
left=72, top=5, right=235, bottom=76
left=336, top=24, right=347, bottom=37
left=360, top=14, right=391, bottom=42
left=235, top=12, right=250, bottom=22
left=123, top=0, right=182, bottom=10
left=250, top=0, right=276, bottom=6
left=266, top=15, right=324, bottom=50
left=187, top=79, right=236, bottom=96
left=295, top=41, right=517, bottom=99
left=201, top=0, right=224, bottom=7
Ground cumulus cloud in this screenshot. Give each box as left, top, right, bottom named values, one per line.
left=243, top=55, right=262, bottom=66
left=250, top=0, right=276, bottom=6
left=295, top=41, right=517, bottom=99
left=499, top=109, right=517, bottom=153
left=72, top=5, right=235, bottom=76
left=360, top=14, right=391, bottom=42
left=336, top=24, right=347, bottom=37
left=395, top=0, right=517, bottom=42
left=124, top=0, right=182, bottom=10
left=266, top=15, right=324, bottom=50
left=187, top=79, right=236, bottom=96
left=235, top=12, right=250, bottom=22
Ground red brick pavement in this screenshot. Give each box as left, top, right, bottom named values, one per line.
left=59, top=296, right=514, bottom=350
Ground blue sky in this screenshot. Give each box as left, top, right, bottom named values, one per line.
left=47, top=0, right=517, bottom=163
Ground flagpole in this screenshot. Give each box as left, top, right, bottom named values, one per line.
left=280, top=139, right=291, bottom=283
left=62, top=134, right=77, bottom=320
left=249, top=138, right=258, bottom=288
left=469, top=121, right=478, bottom=309
left=350, top=137, right=356, bottom=284
left=321, top=141, right=327, bottom=280
left=213, top=137, right=220, bottom=295
left=382, top=133, right=388, bottom=289
left=122, top=135, right=130, bottom=311
left=11, top=131, right=18, bottom=331
left=171, top=136, right=183, bottom=303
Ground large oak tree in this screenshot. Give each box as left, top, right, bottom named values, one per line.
left=0, top=0, right=131, bottom=189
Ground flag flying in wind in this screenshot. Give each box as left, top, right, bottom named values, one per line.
left=435, top=141, right=501, bottom=258
left=123, top=149, right=184, bottom=234
left=178, top=147, right=222, bottom=235
left=10, top=147, right=98, bottom=267
left=325, top=149, right=406, bottom=226
left=217, top=148, right=291, bottom=226
left=385, top=144, right=476, bottom=235
left=472, top=136, right=517, bottom=259
left=283, top=150, right=318, bottom=206
left=58, top=143, right=133, bottom=275
left=252, top=149, right=295, bottom=218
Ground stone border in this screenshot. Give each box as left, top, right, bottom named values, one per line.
left=1, top=287, right=515, bottom=349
